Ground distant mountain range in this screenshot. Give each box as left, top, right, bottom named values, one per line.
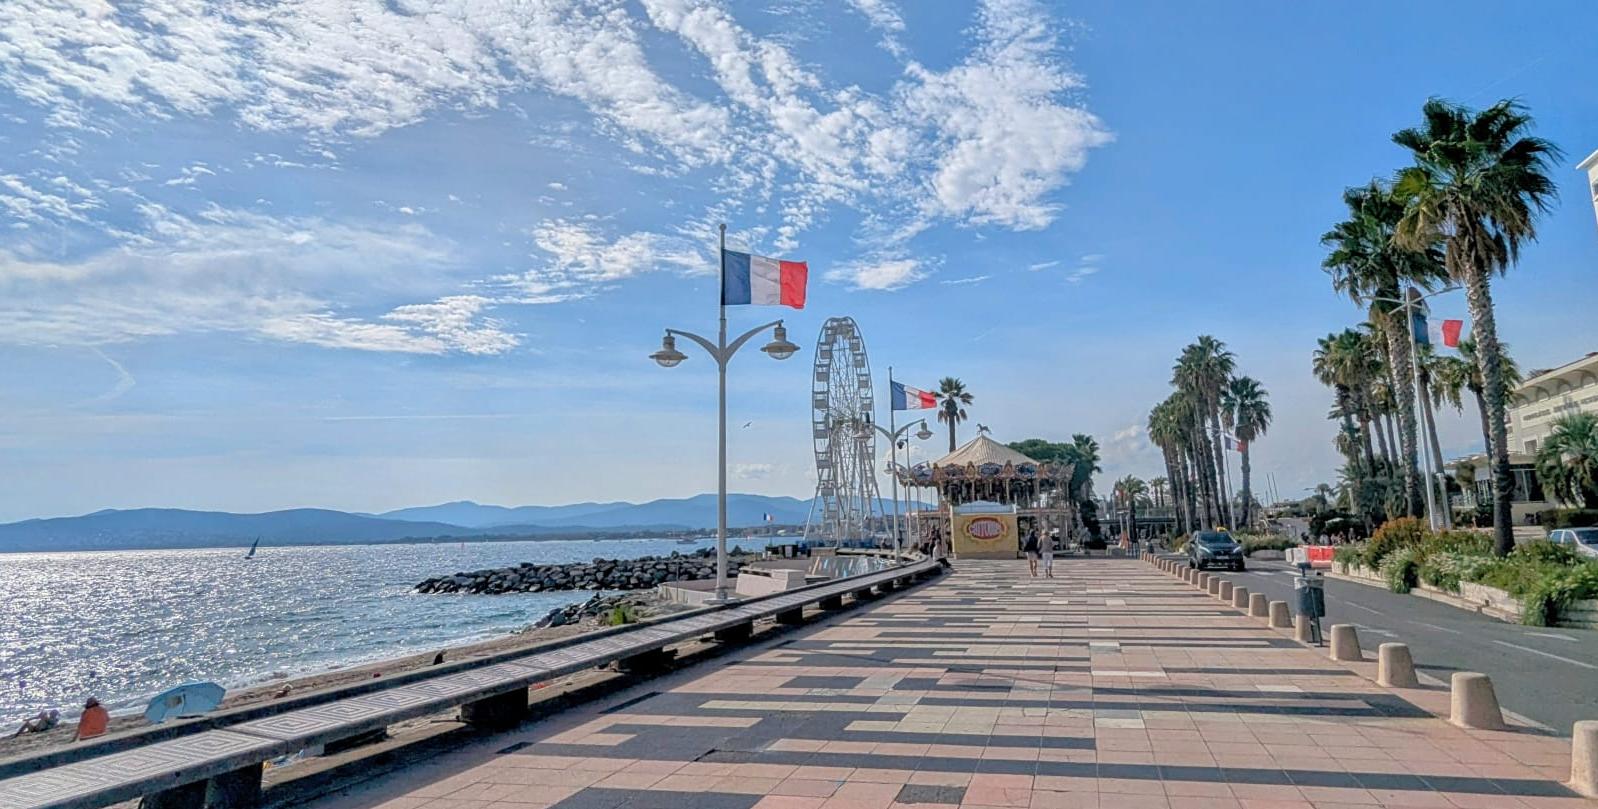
left=0, top=494, right=821, bottom=553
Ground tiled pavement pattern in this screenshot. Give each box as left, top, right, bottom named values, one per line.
left=323, top=559, right=1594, bottom=809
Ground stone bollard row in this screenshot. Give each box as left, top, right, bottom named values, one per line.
left=1231, top=586, right=1249, bottom=610
left=1207, top=577, right=1221, bottom=596
left=1574, top=722, right=1598, bottom=798
left=1294, top=614, right=1314, bottom=643
left=1218, top=581, right=1234, bottom=601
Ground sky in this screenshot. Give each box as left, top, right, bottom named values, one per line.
left=1, top=1, right=1596, bottom=523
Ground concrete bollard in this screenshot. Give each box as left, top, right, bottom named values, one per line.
left=1218, top=581, right=1234, bottom=601
left=1268, top=600, right=1291, bottom=628
left=1248, top=592, right=1269, bottom=618
left=1294, top=614, right=1314, bottom=643
left=1329, top=624, right=1361, bottom=661
left=1208, top=577, right=1222, bottom=596
left=1378, top=643, right=1419, bottom=688
left=1450, top=672, right=1505, bottom=730
left=1573, top=721, right=1598, bottom=798
left=1197, top=572, right=1209, bottom=589
left=1231, top=586, right=1249, bottom=609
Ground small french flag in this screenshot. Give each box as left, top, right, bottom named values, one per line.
left=1429, top=319, right=1465, bottom=349
left=891, top=381, right=937, bottom=411
left=721, top=250, right=807, bottom=309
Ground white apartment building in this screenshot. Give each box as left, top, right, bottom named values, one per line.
left=1581, top=148, right=1598, bottom=232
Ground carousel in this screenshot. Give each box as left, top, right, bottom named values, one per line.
left=895, top=430, right=1076, bottom=559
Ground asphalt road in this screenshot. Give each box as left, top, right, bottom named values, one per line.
left=1196, top=558, right=1598, bottom=735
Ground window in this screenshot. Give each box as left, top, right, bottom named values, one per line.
left=1524, top=439, right=1538, bottom=454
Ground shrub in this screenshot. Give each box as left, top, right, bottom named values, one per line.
left=1513, top=539, right=1579, bottom=567
left=1421, top=530, right=1492, bottom=557
left=1170, top=534, right=1191, bottom=552
left=604, top=603, right=638, bottom=626
left=1332, top=544, right=1364, bottom=568
left=1546, top=509, right=1598, bottom=529
left=1382, top=547, right=1421, bottom=594
left=1417, top=551, right=1494, bottom=593
left=1364, top=517, right=1427, bottom=568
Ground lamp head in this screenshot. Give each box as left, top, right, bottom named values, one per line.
left=650, top=333, right=687, bottom=368
left=761, top=323, right=798, bottom=360
left=915, top=424, right=934, bottom=441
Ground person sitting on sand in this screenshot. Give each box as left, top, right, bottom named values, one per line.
left=11, top=709, right=59, bottom=737
left=74, top=697, right=109, bottom=741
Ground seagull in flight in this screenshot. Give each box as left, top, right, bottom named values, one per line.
left=742, top=421, right=753, bottom=429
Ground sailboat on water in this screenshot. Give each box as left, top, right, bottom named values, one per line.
left=244, top=537, right=260, bottom=560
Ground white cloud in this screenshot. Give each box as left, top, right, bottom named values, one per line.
left=940, top=275, right=989, bottom=286
left=0, top=205, right=516, bottom=354
left=734, top=462, right=775, bottom=480
left=547, top=182, right=567, bottom=191
left=1065, top=265, right=1100, bottom=284
left=163, top=163, right=216, bottom=187
left=1027, top=260, right=1060, bottom=272
left=826, top=258, right=924, bottom=291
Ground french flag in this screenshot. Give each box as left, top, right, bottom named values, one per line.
left=721, top=250, right=807, bottom=309
left=891, top=381, right=937, bottom=411
left=1429, top=319, right=1465, bottom=349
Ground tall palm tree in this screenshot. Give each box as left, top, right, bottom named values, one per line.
left=1536, top=414, right=1598, bottom=508
left=934, top=377, right=973, bottom=453
left=1061, top=433, right=1103, bottom=531
left=1148, top=395, right=1195, bottom=535
left=1413, top=342, right=1455, bottom=525
left=1393, top=98, right=1560, bottom=555
left=1323, top=180, right=1448, bottom=519
left=1221, top=376, right=1272, bottom=529
left=1174, top=336, right=1236, bottom=527
left=1149, top=477, right=1170, bottom=509
left=1114, top=476, right=1148, bottom=538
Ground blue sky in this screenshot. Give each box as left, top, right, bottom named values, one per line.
left=1, top=1, right=1595, bottom=522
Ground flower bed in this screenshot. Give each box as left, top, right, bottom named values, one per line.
left=1330, top=518, right=1598, bottom=627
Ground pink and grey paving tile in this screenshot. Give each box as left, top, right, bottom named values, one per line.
left=307, top=559, right=1594, bottom=809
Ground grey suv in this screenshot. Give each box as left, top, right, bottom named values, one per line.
left=1187, top=531, right=1245, bottom=571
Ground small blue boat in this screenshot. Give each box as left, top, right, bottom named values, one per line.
left=144, top=681, right=226, bottom=724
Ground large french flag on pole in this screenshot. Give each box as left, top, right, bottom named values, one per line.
left=721, top=250, right=807, bottom=309
left=891, top=381, right=937, bottom=411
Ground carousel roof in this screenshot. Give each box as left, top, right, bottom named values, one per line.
left=932, top=434, right=1039, bottom=469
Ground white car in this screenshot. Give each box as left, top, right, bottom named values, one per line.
left=1548, top=528, right=1598, bottom=560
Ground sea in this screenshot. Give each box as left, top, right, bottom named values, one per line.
left=0, top=537, right=724, bottom=725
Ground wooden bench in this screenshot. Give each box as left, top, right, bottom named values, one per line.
left=0, top=557, right=940, bottom=809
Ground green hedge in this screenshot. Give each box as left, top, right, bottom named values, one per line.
left=1546, top=509, right=1598, bottom=529
left=1237, top=534, right=1299, bottom=555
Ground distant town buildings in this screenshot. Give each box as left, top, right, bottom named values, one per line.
left=1580, top=148, right=1598, bottom=232
left=1452, top=351, right=1598, bottom=519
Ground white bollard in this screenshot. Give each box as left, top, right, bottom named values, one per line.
left=1450, top=672, right=1504, bottom=730
left=1294, top=614, right=1314, bottom=643
left=1248, top=592, right=1269, bottom=618
left=1572, top=721, right=1598, bottom=798
left=1328, top=624, right=1361, bottom=661
left=1231, top=586, right=1249, bottom=609
left=1268, top=600, right=1291, bottom=628
left=1378, top=643, right=1418, bottom=688
left=1208, top=577, right=1222, bottom=596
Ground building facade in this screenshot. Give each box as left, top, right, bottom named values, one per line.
left=1581, top=148, right=1598, bottom=232
left=1507, top=351, right=1598, bottom=456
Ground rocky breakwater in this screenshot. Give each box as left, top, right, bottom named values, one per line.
left=414, top=548, right=755, bottom=595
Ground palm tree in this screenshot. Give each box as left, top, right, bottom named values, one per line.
left=1413, top=342, right=1455, bottom=526
left=1114, top=476, right=1148, bottom=539
left=1323, top=180, right=1448, bottom=519
left=1148, top=395, right=1196, bottom=534
left=1393, top=98, right=1560, bottom=555
left=1148, top=477, right=1170, bottom=509
left=934, top=377, right=973, bottom=452
left=1221, top=376, right=1272, bottom=529
left=1174, top=336, right=1236, bottom=527
left=1059, top=433, right=1103, bottom=533
left=1536, top=414, right=1598, bottom=508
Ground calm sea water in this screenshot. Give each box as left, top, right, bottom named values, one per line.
left=0, top=537, right=722, bottom=725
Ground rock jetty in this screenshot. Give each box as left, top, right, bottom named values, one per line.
left=414, top=548, right=753, bottom=595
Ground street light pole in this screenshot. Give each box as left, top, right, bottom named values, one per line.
left=651, top=225, right=799, bottom=603
left=866, top=415, right=931, bottom=558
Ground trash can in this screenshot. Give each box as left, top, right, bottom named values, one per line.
left=1293, top=572, right=1326, bottom=618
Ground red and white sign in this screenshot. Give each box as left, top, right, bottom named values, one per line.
left=967, top=517, right=1003, bottom=540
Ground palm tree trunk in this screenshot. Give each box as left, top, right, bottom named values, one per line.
left=1471, top=385, right=1495, bottom=466
left=1192, top=407, right=1219, bottom=526
left=946, top=417, right=957, bottom=453
left=1239, top=444, right=1253, bottom=529
left=1460, top=258, right=1515, bottom=556
left=1210, top=409, right=1232, bottom=529
left=1383, top=321, right=1425, bottom=519
left=1360, top=414, right=1379, bottom=471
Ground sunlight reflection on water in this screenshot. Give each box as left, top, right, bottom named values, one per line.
left=0, top=537, right=716, bottom=723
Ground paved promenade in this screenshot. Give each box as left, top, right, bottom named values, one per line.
left=314, top=559, right=1593, bottom=809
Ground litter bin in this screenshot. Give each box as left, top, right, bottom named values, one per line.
left=1293, top=570, right=1326, bottom=644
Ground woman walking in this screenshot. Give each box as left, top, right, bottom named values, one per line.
left=1022, top=529, right=1041, bottom=577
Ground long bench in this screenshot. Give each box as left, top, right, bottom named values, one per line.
left=0, top=557, right=941, bottom=809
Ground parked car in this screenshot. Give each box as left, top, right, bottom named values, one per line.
left=1548, top=528, right=1598, bottom=560
left=1187, top=531, right=1245, bottom=571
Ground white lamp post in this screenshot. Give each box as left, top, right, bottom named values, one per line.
left=865, top=417, right=932, bottom=556
left=1371, top=285, right=1461, bottom=531
left=651, top=319, right=798, bottom=603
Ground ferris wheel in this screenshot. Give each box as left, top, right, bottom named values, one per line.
left=809, top=317, right=883, bottom=543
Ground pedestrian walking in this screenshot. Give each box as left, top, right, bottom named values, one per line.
left=1022, top=529, right=1040, bottom=577
left=1041, top=531, right=1055, bottom=578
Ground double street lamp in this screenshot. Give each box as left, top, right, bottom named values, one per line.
left=651, top=318, right=799, bottom=603
left=1371, top=286, right=1461, bottom=532
left=863, top=417, right=933, bottom=555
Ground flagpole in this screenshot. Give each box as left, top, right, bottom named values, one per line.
left=714, top=223, right=730, bottom=602
left=1405, top=287, right=1441, bottom=531
left=887, top=367, right=902, bottom=556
